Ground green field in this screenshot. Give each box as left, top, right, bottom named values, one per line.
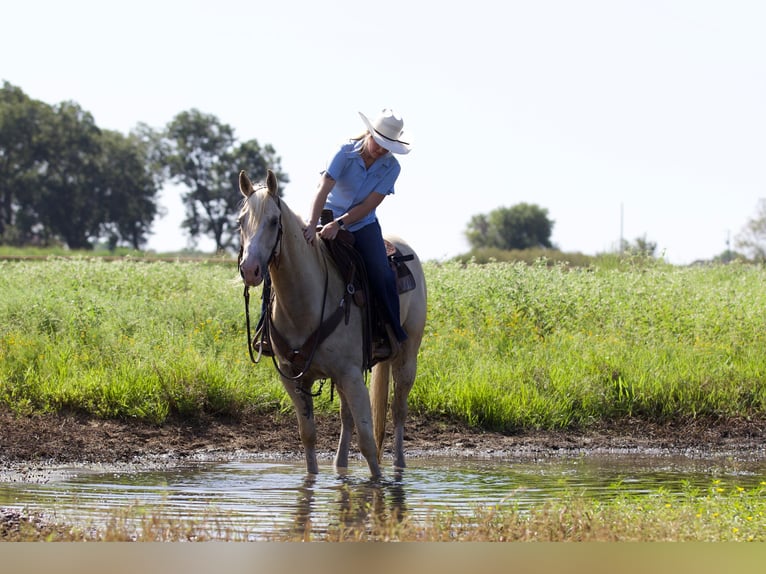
left=1, top=256, right=765, bottom=429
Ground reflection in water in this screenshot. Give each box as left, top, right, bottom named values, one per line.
left=389, top=470, right=408, bottom=521
left=291, top=475, right=316, bottom=541
left=1, top=455, right=764, bottom=540
left=290, top=470, right=409, bottom=539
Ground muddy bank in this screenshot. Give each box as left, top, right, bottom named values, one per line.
left=2, top=407, right=765, bottom=475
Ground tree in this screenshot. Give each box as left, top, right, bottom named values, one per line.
left=164, top=109, right=288, bottom=252
left=620, top=235, right=658, bottom=258
left=0, top=82, right=53, bottom=244
left=736, top=199, right=766, bottom=262
left=2, top=87, right=286, bottom=252
left=1, top=83, right=165, bottom=250
left=97, top=129, right=162, bottom=250
left=30, top=100, right=105, bottom=249
left=466, top=203, right=554, bottom=250
left=217, top=139, right=286, bottom=251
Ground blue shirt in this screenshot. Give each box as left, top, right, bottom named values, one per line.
left=324, top=140, right=401, bottom=232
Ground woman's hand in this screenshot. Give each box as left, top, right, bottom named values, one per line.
left=318, top=221, right=340, bottom=241
left=303, top=223, right=317, bottom=244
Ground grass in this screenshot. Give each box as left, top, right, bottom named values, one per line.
left=0, top=257, right=285, bottom=422
left=418, top=257, right=766, bottom=429
left=2, top=256, right=766, bottom=429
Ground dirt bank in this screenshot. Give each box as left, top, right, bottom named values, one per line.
left=2, top=407, right=765, bottom=474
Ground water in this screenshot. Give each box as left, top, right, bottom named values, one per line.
left=2, top=454, right=764, bottom=539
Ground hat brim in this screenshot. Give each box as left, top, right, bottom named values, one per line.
left=359, top=112, right=412, bottom=155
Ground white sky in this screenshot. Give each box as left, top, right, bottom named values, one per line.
left=3, top=0, right=765, bottom=262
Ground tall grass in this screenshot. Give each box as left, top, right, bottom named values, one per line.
left=417, top=259, right=766, bottom=430
left=0, top=257, right=285, bottom=423
left=1, top=257, right=765, bottom=430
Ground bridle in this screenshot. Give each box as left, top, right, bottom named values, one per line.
left=238, top=186, right=284, bottom=276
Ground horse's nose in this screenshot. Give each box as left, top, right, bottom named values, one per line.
left=240, top=262, right=262, bottom=287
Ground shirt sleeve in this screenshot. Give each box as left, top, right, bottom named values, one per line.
left=375, top=162, right=401, bottom=196
left=326, top=146, right=350, bottom=182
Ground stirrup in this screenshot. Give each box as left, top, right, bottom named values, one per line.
left=373, top=324, right=401, bottom=362
left=252, top=337, right=274, bottom=357
left=372, top=338, right=393, bottom=361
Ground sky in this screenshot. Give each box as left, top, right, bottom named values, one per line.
left=3, top=0, right=765, bottom=263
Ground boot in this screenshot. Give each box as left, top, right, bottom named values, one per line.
left=372, top=324, right=401, bottom=361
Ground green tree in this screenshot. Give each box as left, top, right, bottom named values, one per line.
left=620, top=235, right=658, bottom=258
left=97, top=128, right=163, bottom=250
left=0, top=82, right=53, bottom=244
left=1, top=83, right=165, bottom=250
left=736, top=198, right=766, bottom=262
left=19, top=100, right=104, bottom=249
left=466, top=203, right=554, bottom=250
left=218, top=138, right=286, bottom=251
left=164, top=109, right=288, bottom=252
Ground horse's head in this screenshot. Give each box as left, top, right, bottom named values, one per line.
left=238, top=169, right=282, bottom=287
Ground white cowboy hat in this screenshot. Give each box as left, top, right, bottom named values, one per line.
left=359, top=109, right=412, bottom=155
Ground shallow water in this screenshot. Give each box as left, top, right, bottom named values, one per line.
left=2, top=454, right=764, bottom=539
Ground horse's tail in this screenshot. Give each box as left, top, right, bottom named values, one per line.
left=370, top=361, right=391, bottom=464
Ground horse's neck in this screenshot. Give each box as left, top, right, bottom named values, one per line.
left=269, top=223, right=340, bottom=325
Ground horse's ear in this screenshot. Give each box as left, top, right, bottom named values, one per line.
left=239, top=170, right=254, bottom=198
left=266, top=169, right=279, bottom=197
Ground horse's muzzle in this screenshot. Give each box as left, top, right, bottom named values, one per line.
left=239, top=262, right=264, bottom=287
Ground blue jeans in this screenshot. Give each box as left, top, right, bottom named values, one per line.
left=352, top=220, right=408, bottom=342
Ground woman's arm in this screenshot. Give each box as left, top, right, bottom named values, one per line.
left=318, top=191, right=386, bottom=240
left=303, top=173, right=336, bottom=244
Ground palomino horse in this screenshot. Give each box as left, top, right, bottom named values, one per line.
left=237, top=169, right=427, bottom=478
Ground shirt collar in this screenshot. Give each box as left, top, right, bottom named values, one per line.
left=348, top=139, right=392, bottom=167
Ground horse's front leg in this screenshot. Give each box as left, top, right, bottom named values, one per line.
left=282, top=378, right=319, bottom=475
left=334, top=386, right=354, bottom=471
left=337, top=374, right=381, bottom=478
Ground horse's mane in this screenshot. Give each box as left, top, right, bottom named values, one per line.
left=240, top=184, right=322, bottom=257
left=238, top=183, right=269, bottom=223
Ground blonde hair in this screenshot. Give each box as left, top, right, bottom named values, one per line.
left=351, top=131, right=372, bottom=154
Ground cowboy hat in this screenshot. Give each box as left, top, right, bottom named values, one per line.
left=359, top=109, right=412, bottom=155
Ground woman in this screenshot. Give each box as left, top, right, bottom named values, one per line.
left=303, top=108, right=412, bottom=360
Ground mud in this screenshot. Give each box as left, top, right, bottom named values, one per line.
left=2, top=407, right=765, bottom=482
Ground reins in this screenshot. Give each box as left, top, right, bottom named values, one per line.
left=243, top=281, right=260, bottom=364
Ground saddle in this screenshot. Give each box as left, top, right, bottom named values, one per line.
left=320, top=212, right=416, bottom=369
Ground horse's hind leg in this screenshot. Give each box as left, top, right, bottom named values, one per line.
left=391, top=354, right=418, bottom=469
left=283, top=379, right=319, bottom=475
left=333, top=387, right=354, bottom=470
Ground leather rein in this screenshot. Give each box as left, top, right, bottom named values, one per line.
left=239, top=195, right=353, bottom=386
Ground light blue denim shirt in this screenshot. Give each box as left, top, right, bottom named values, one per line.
left=324, top=139, right=401, bottom=232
